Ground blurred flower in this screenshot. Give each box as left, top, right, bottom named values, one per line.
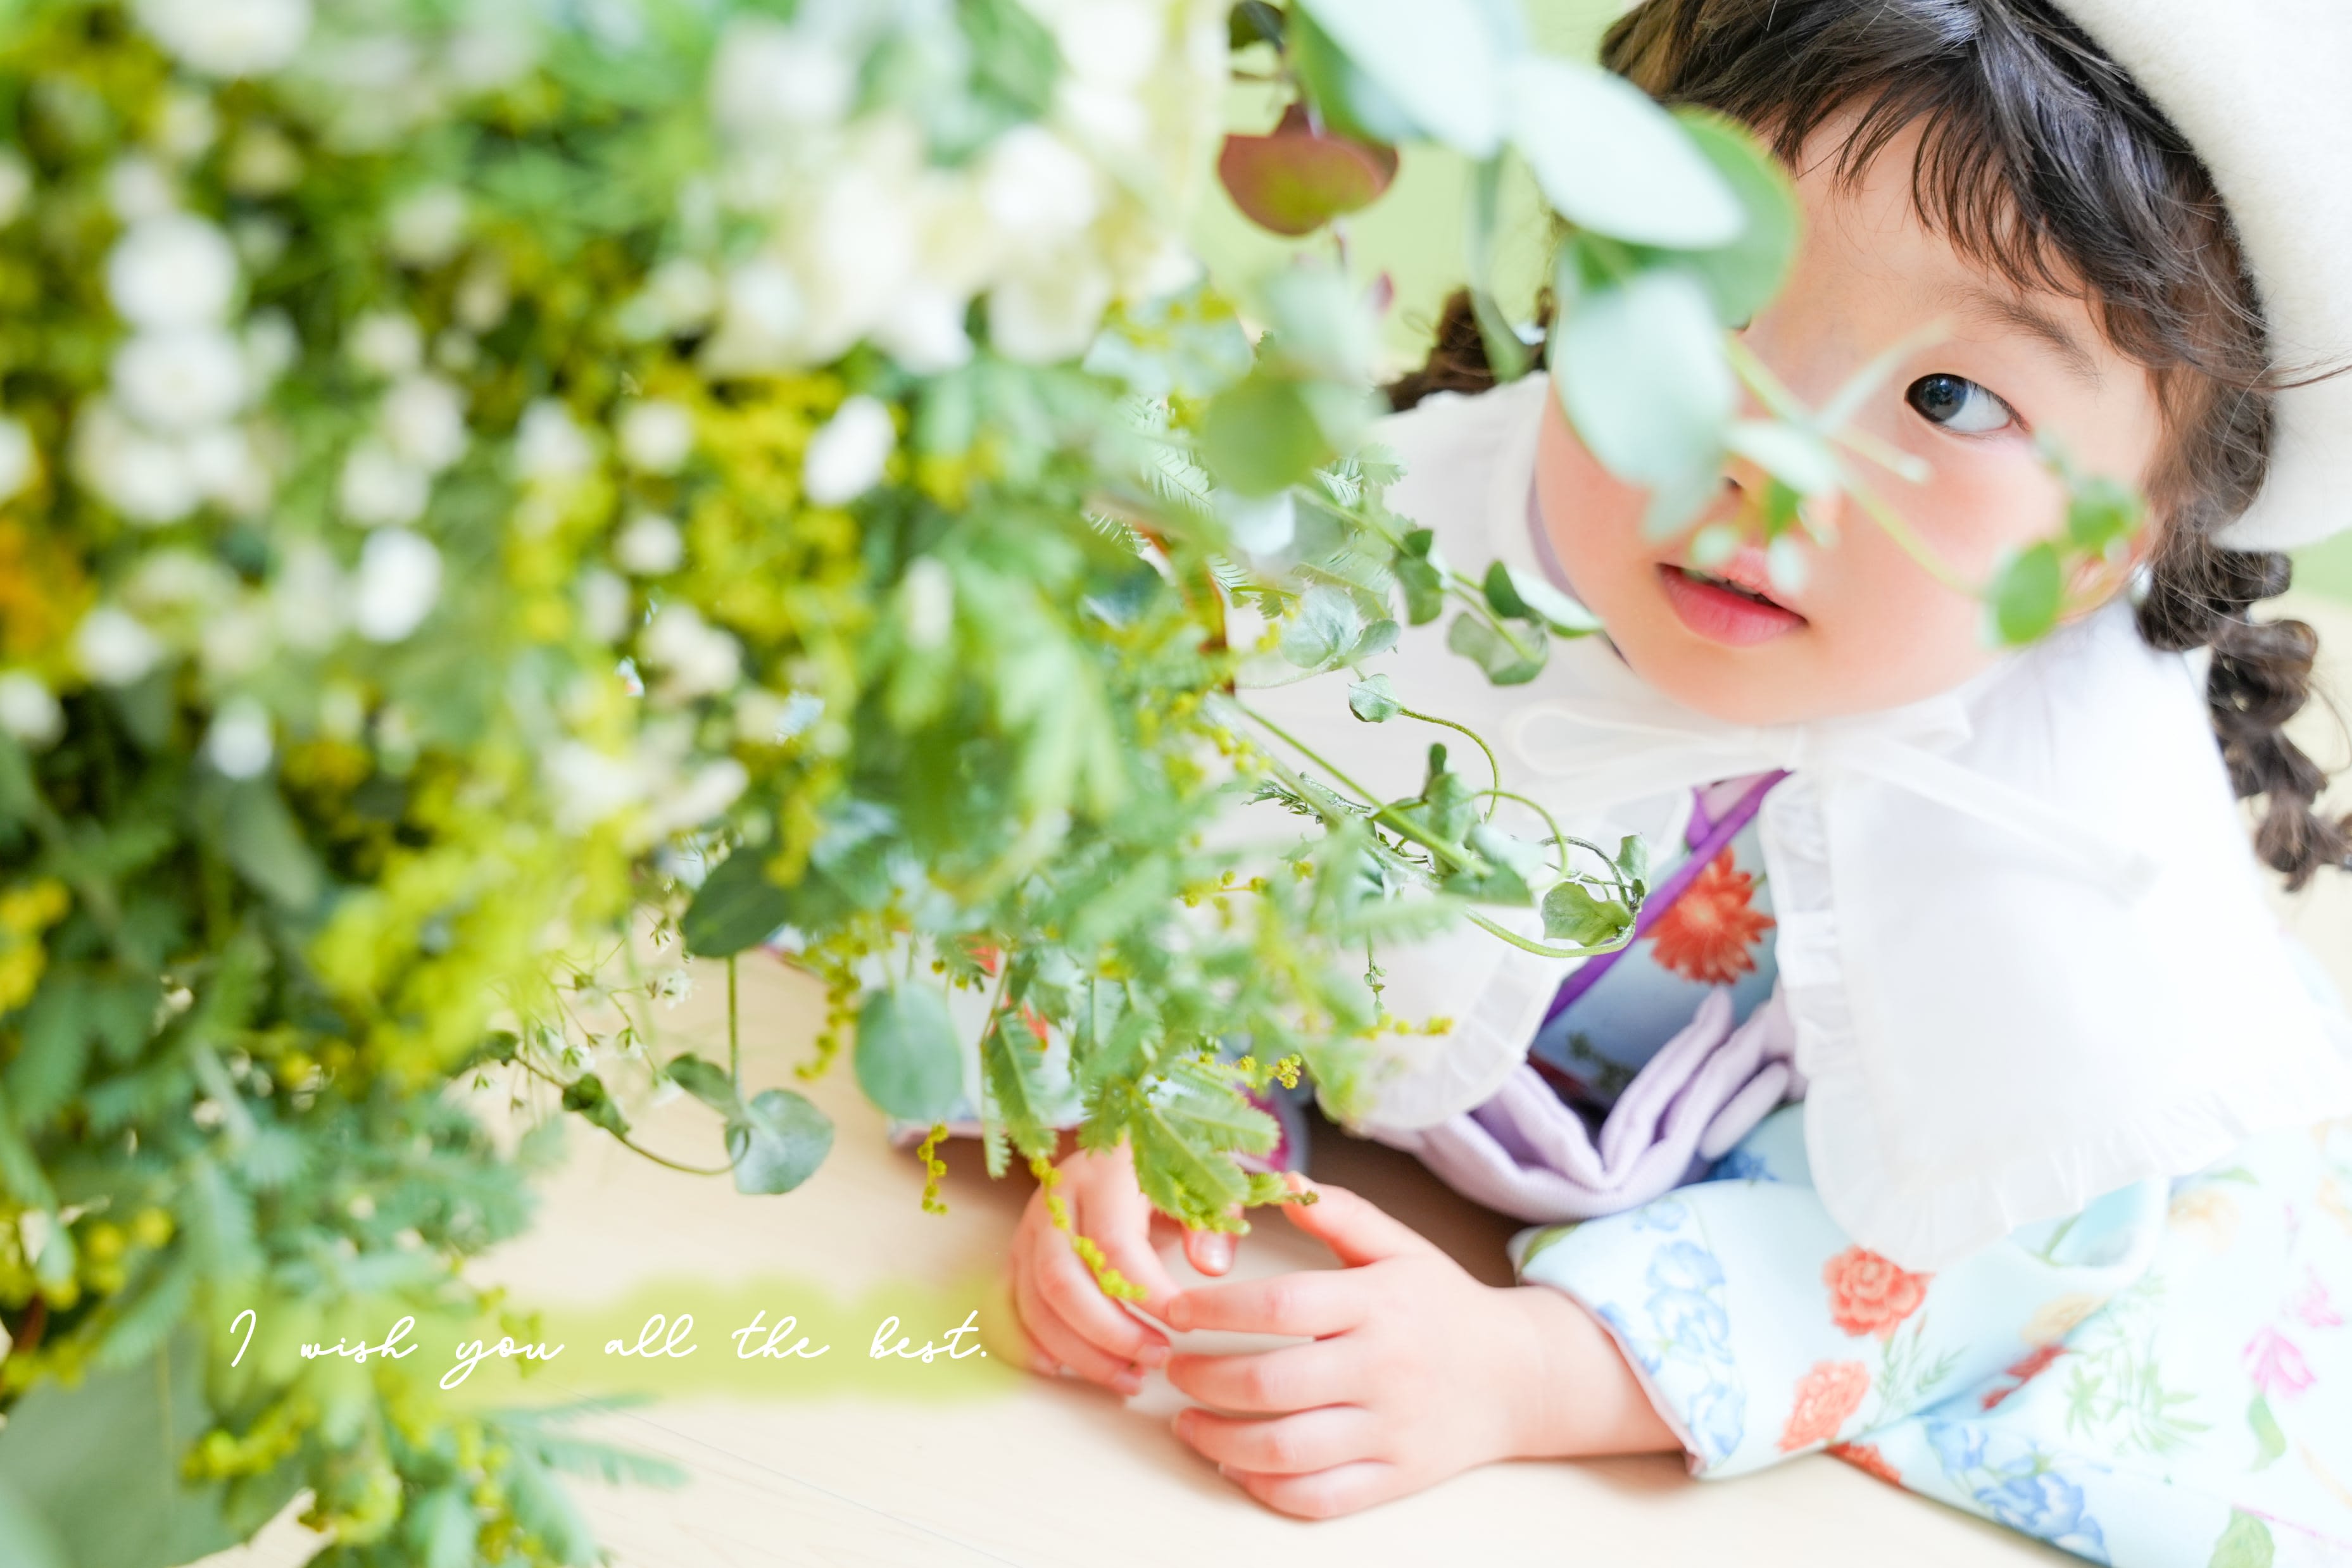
left=644, top=759, right=750, bottom=838
left=348, top=311, right=423, bottom=377
left=182, top=424, right=269, bottom=513
left=105, top=156, right=177, bottom=222
left=243, top=310, right=299, bottom=386
left=75, top=606, right=165, bottom=685
left=134, top=0, right=313, bottom=77
left=387, top=186, right=467, bottom=267
left=615, top=513, right=683, bottom=576
left=153, top=89, right=219, bottom=161
left=352, top=529, right=441, bottom=641
left=712, top=19, right=857, bottom=134
left=113, top=328, right=248, bottom=432
left=204, top=698, right=274, bottom=779
left=513, top=399, right=594, bottom=485
left=978, top=125, right=1102, bottom=243
left=72, top=401, right=199, bottom=524
left=897, top=557, right=953, bottom=650
left=0, top=673, right=62, bottom=748
left=106, top=213, right=238, bottom=329
left=272, top=541, right=344, bottom=651
left=225, top=127, right=303, bottom=195
left=454, top=261, right=510, bottom=332
left=577, top=568, right=631, bottom=643
left=544, top=740, right=646, bottom=829
left=617, top=400, right=694, bottom=474
left=697, top=260, right=805, bottom=373
left=339, top=441, right=429, bottom=527
left=873, top=286, right=972, bottom=375
left=0, top=417, right=36, bottom=503
left=988, top=260, right=1113, bottom=364
left=802, top=394, right=893, bottom=505
left=640, top=605, right=739, bottom=698
left=381, top=375, right=467, bottom=472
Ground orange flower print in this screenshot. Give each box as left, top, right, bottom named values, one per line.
left=1779, top=1360, right=1871, bottom=1452
left=1828, top=1441, right=1904, bottom=1488
left=1823, top=1246, right=1932, bottom=1339
left=1980, top=1344, right=2066, bottom=1411
left=1648, top=847, right=1775, bottom=986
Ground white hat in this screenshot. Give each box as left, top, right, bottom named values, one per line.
left=2053, top=0, right=2352, bottom=552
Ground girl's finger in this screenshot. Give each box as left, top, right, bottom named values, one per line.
left=1014, top=1257, right=1141, bottom=1393
left=1173, top=1402, right=1381, bottom=1476
left=1165, top=1336, right=1357, bottom=1415
left=1221, top=1458, right=1402, bottom=1521
left=1167, top=1266, right=1367, bottom=1338
left=1072, top=1187, right=1189, bottom=1324
left=1032, top=1224, right=1169, bottom=1365
left=1274, top=1175, right=1438, bottom=1268
left=1182, top=1219, right=1238, bottom=1275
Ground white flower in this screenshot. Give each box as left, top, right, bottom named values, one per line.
left=105, top=156, right=177, bottom=222
left=381, top=374, right=467, bottom=472
left=1050, top=1, right=1161, bottom=90
left=230, top=214, right=287, bottom=272
left=387, top=186, right=467, bottom=267
left=897, top=556, right=954, bottom=650
left=977, top=125, right=1102, bottom=241
left=72, top=400, right=199, bottom=524
left=153, top=89, right=219, bottom=161
left=112, top=327, right=248, bottom=432
left=873, top=286, right=972, bottom=375
left=203, top=698, right=274, bottom=778
left=348, top=311, right=423, bottom=377
left=513, top=399, right=594, bottom=485
left=617, top=399, right=694, bottom=474
left=272, top=541, right=344, bottom=650
left=614, top=513, right=683, bottom=576
left=0, top=673, right=62, bottom=748
left=639, top=604, right=740, bottom=698
left=182, top=424, right=269, bottom=513
left=432, top=329, right=478, bottom=374
left=987, top=262, right=1113, bottom=364
left=0, top=153, right=30, bottom=227
left=243, top=310, right=299, bottom=387
left=698, top=259, right=805, bottom=371
left=644, top=759, right=750, bottom=838
left=0, top=417, right=36, bottom=503
left=543, top=740, right=646, bottom=829
left=338, top=441, right=429, bottom=527
left=454, top=262, right=509, bottom=332
left=577, top=568, right=631, bottom=643
left=352, top=528, right=441, bottom=642
left=802, top=394, right=894, bottom=506
left=75, top=606, right=165, bottom=686
left=199, top=604, right=274, bottom=678
left=133, top=0, right=313, bottom=78
left=620, top=258, right=719, bottom=341
left=106, top=213, right=238, bottom=329
left=712, top=19, right=857, bottom=134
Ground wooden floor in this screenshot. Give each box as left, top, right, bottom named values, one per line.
left=198, top=595, right=2352, bottom=1568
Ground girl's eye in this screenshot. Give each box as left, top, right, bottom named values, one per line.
left=1904, top=372, right=2016, bottom=435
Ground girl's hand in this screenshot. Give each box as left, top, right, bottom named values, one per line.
left=1162, top=1171, right=1680, bottom=1518
left=1004, top=1136, right=1242, bottom=1397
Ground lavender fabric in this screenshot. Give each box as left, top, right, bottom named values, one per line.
left=1361, top=984, right=1801, bottom=1223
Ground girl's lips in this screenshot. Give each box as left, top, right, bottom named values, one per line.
left=1657, top=564, right=1808, bottom=646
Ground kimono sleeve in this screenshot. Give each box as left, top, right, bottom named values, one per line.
left=1507, top=1103, right=2169, bottom=1477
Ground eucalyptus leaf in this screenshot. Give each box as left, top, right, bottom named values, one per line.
left=1445, top=610, right=1547, bottom=685
left=679, top=848, right=791, bottom=958
left=727, top=1088, right=834, bottom=1196
left=1287, top=5, right=1424, bottom=148
left=1292, top=0, right=1505, bottom=158
left=1279, top=586, right=1364, bottom=670
left=220, top=782, right=324, bottom=913
left=1507, top=57, right=1742, bottom=248
left=1199, top=372, right=1333, bottom=496
left=1667, top=108, right=1801, bottom=327
left=662, top=1053, right=740, bottom=1117
left=1552, top=265, right=1733, bottom=508
left=1989, top=541, right=2063, bottom=646
left=853, top=984, right=967, bottom=1122
left=1726, top=420, right=1842, bottom=498
left=1541, top=880, right=1633, bottom=946
left=1347, top=673, right=1401, bottom=722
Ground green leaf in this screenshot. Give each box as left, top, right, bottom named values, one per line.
left=853, top=984, right=966, bottom=1121
left=1613, top=833, right=1650, bottom=898
left=727, top=1088, right=834, bottom=1195
left=983, top=1010, right=1058, bottom=1160
left=560, top=1073, right=631, bottom=1138
left=1668, top=108, right=1801, bottom=327
left=504, top=1452, right=598, bottom=1567
left=1199, top=372, right=1333, bottom=496
left=1279, top=586, right=1364, bottom=670
left=2066, top=475, right=2142, bottom=554
left=1488, top=561, right=1602, bottom=636
left=1507, top=58, right=1742, bottom=248
left=1445, top=610, right=1546, bottom=685
left=2211, top=1507, right=2275, bottom=1568
left=1229, top=0, right=1285, bottom=49
left=1218, top=109, right=1397, bottom=236
left=1550, top=265, right=1732, bottom=506
left=220, top=782, right=324, bottom=912
left=662, top=1053, right=740, bottom=1117
left=1725, top=420, right=1841, bottom=498
left=1291, top=0, right=1504, bottom=158
left=1481, top=559, right=1530, bottom=620
left=1449, top=821, right=1542, bottom=905
left=1542, top=881, right=1633, bottom=946
left=1989, top=541, right=2063, bottom=645
left=406, top=1485, right=479, bottom=1568
left=679, top=848, right=791, bottom=958
left=1394, top=529, right=1446, bottom=624
left=1347, top=673, right=1400, bottom=722
left=2248, top=1395, right=2287, bottom=1472
left=0, top=1487, right=67, bottom=1568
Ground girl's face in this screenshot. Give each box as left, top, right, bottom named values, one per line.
left=1535, top=111, right=2166, bottom=725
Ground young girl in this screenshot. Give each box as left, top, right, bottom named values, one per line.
left=997, top=0, right=2352, bottom=1557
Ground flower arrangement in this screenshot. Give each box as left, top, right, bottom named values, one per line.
left=0, top=0, right=2142, bottom=1562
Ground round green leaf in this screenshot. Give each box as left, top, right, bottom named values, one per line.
left=1218, top=103, right=1398, bottom=236
left=1668, top=108, right=1801, bottom=327
left=728, top=1088, right=836, bottom=1196
left=680, top=848, right=793, bottom=957
left=1507, top=58, right=1743, bottom=248
left=662, top=1053, right=741, bottom=1117
left=853, top=984, right=966, bottom=1121
left=1292, top=0, right=1505, bottom=158
left=1989, top=541, right=2063, bottom=646
left=1551, top=265, right=1733, bottom=497
left=1199, top=372, right=1333, bottom=496
left=1347, top=673, right=1401, bottom=722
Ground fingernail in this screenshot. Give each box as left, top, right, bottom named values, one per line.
left=1116, top=1370, right=1143, bottom=1396
left=1167, top=1296, right=1192, bottom=1329
left=1171, top=1409, right=1192, bottom=1439
left=1204, top=1236, right=1233, bottom=1268
left=1136, top=1341, right=1169, bottom=1368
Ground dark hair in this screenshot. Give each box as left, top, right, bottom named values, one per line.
left=1385, top=0, right=2352, bottom=888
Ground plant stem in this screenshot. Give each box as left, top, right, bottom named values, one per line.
left=1396, top=705, right=1501, bottom=812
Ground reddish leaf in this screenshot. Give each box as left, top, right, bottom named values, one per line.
left=1217, top=102, right=1399, bottom=237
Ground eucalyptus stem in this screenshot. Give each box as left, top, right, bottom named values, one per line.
left=1464, top=908, right=1633, bottom=960
left=1395, top=705, right=1500, bottom=813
